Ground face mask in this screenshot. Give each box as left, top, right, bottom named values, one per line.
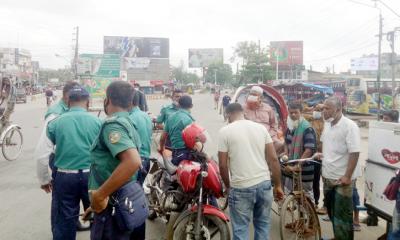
left=173, top=100, right=179, bottom=106
left=287, top=117, right=299, bottom=131
left=246, top=95, right=260, bottom=110
left=313, top=111, right=322, bottom=119
left=247, top=95, right=259, bottom=103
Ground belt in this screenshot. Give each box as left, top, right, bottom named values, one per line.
left=57, top=169, right=90, bottom=174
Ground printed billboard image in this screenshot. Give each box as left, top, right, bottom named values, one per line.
left=104, top=36, right=169, bottom=59
left=270, top=41, right=303, bottom=66
left=351, top=57, right=378, bottom=71
left=78, top=54, right=120, bottom=78
left=188, top=48, right=223, bottom=68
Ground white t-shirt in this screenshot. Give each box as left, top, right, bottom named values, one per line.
left=321, top=116, right=361, bottom=180
left=218, top=119, right=273, bottom=188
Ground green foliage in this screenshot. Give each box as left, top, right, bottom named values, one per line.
left=231, top=41, right=275, bottom=84
left=172, top=66, right=200, bottom=85
left=204, top=63, right=233, bottom=86
left=39, top=68, right=73, bottom=84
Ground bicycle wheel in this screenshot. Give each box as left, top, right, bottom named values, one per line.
left=2, top=126, right=23, bottom=161
left=280, top=194, right=321, bottom=240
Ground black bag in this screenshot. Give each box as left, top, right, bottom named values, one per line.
left=109, top=181, right=149, bottom=231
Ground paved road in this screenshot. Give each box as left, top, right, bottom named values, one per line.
left=0, top=93, right=387, bottom=239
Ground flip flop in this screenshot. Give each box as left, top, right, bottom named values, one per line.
left=353, top=223, right=361, bottom=231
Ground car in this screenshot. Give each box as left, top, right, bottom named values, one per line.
left=16, top=88, right=27, bottom=103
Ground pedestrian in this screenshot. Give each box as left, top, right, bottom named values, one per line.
left=220, top=91, right=231, bottom=120
left=319, top=96, right=361, bottom=240
left=218, top=103, right=284, bottom=240
left=86, top=81, right=147, bottom=240
left=129, top=90, right=153, bottom=187
left=214, top=90, right=220, bottom=110
left=47, top=86, right=102, bottom=240
left=0, top=77, right=16, bottom=132
left=388, top=172, right=400, bottom=240
left=155, top=89, right=183, bottom=130
left=160, top=95, right=194, bottom=166
left=305, top=103, right=326, bottom=213
left=282, top=102, right=316, bottom=201
left=242, top=86, right=283, bottom=153
left=133, top=83, right=148, bottom=112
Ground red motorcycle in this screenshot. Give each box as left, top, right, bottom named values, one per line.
left=168, top=150, right=230, bottom=240
left=146, top=124, right=229, bottom=240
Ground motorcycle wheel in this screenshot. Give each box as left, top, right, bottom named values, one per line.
left=173, top=213, right=230, bottom=240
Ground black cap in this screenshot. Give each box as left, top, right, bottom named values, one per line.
left=68, top=86, right=90, bottom=101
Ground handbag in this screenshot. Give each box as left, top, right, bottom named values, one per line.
left=383, top=169, right=400, bottom=201
left=109, top=181, right=149, bottom=231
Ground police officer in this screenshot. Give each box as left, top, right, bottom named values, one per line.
left=47, top=86, right=101, bottom=240
left=155, top=89, right=183, bottom=130
left=160, top=95, right=194, bottom=165
left=127, top=90, right=152, bottom=240
left=129, top=90, right=152, bottom=186
left=87, top=81, right=144, bottom=240
left=45, top=81, right=79, bottom=119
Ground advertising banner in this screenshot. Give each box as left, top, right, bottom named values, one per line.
left=188, top=48, right=223, bottom=68
left=270, top=41, right=303, bottom=66
left=350, top=57, right=378, bottom=71
left=104, top=36, right=169, bottom=59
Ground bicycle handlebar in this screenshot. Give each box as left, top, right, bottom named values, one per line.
left=280, top=155, right=322, bottom=165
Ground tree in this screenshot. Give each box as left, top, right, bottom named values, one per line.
left=204, top=63, right=233, bottom=86
left=171, top=65, right=200, bottom=85
left=231, top=41, right=275, bottom=84
left=39, top=68, right=73, bottom=85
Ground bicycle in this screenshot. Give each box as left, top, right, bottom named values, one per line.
left=0, top=123, right=23, bottom=161
left=278, top=157, right=321, bottom=240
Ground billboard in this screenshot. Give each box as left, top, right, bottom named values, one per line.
left=188, top=48, right=223, bottom=68
left=270, top=41, right=303, bottom=66
left=104, top=36, right=169, bottom=59
left=78, top=54, right=120, bottom=77
left=351, top=57, right=378, bottom=71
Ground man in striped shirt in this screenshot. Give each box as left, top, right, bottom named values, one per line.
left=283, top=102, right=317, bottom=202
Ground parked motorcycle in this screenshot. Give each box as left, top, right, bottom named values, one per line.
left=145, top=123, right=230, bottom=239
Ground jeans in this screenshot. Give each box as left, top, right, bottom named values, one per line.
left=51, top=170, right=90, bottom=240
left=388, top=191, right=400, bottom=240
left=228, top=180, right=273, bottom=240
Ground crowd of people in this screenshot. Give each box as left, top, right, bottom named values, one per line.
left=32, top=81, right=400, bottom=240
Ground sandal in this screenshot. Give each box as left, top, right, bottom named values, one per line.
left=353, top=223, right=361, bottom=231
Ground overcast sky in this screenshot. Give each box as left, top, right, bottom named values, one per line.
left=0, top=0, right=399, bottom=73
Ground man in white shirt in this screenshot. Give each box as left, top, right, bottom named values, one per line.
left=320, top=96, right=361, bottom=240
left=218, top=103, right=283, bottom=240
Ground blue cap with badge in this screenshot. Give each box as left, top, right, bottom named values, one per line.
left=68, top=85, right=90, bottom=101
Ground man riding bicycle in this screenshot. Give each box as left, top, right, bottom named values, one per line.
left=0, top=77, right=16, bottom=133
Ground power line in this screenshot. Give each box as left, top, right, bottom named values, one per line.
left=347, top=0, right=376, bottom=9
left=305, top=41, right=377, bottom=63
left=378, top=0, right=400, bottom=18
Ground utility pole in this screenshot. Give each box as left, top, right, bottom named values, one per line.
left=214, top=69, right=217, bottom=86
left=376, top=13, right=383, bottom=119
left=387, top=30, right=397, bottom=109
left=73, top=26, right=79, bottom=80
